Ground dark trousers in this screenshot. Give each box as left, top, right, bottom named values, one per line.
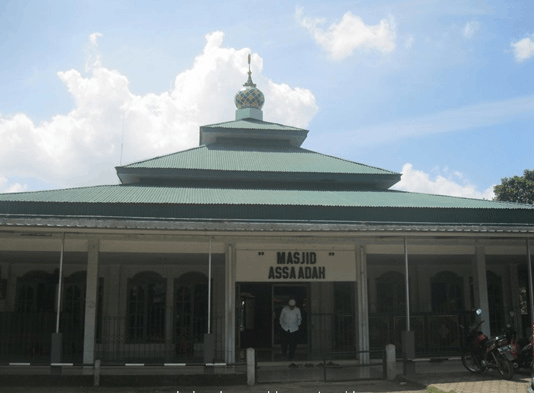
left=281, top=329, right=298, bottom=360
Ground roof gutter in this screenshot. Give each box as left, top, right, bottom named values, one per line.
left=1, top=215, right=534, bottom=236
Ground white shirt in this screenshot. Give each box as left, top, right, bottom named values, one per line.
left=279, top=305, right=302, bottom=333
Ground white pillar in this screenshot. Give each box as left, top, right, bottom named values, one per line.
left=246, top=347, right=255, bottom=385
left=357, top=245, right=370, bottom=364
left=224, top=243, right=236, bottom=364
left=385, top=344, right=397, bottom=380
left=472, top=245, right=490, bottom=336
left=83, top=239, right=100, bottom=365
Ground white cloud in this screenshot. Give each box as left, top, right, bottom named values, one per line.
left=0, top=176, right=27, bottom=193
left=404, top=35, right=415, bottom=49
left=463, top=21, right=480, bottom=39
left=86, top=32, right=104, bottom=71
left=296, top=7, right=396, bottom=61
left=0, top=31, right=318, bottom=192
left=89, top=32, right=102, bottom=45
left=394, top=163, right=494, bottom=200
left=511, top=35, right=534, bottom=62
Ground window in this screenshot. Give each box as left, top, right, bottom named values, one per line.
left=431, top=271, right=463, bottom=313
left=487, top=271, right=503, bottom=334
left=127, top=272, right=166, bottom=343
left=334, top=282, right=355, bottom=349
left=63, top=272, right=86, bottom=323
left=16, top=271, right=56, bottom=313
left=174, top=272, right=208, bottom=353
left=376, top=271, right=406, bottom=313
left=62, top=272, right=88, bottom=356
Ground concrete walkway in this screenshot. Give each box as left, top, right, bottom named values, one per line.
left=404, top=359, right=531, bottom=393
left=0, top=374, right=530, bottom=393
left=0, top=360, right=530, bottom=393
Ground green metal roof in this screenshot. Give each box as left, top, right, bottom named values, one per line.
left=0, top=185, right=534, bottom=211
left=122, top=145, right=397, bottom=175
left=117, top=114, right=403, bottom=190
left=199, top=118, right=309, bottom=147
left=1, top=113, right=533, bottom=227
left=202, top=118, right=307, bottom=131
left=1, top=185, right=534, bottom=226
left=1, top=185, right=531, bottom=208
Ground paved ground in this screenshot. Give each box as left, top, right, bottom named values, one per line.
left=0, top=374, right=530, bottom=393
left=408, top=372, right=530, bottom=393
left=0, top=361, right=530, bottom=393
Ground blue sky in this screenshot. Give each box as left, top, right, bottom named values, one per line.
left=1, top=0, right=533, bottom=198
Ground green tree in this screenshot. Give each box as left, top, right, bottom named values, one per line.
left=493, top=169, right=534, bottom=204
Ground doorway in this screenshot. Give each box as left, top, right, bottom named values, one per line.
left=273, top=284, right=308, bottom=349
left=238, top=283, right=272, bottom=348
left=237, top=283, right=308, bottom=359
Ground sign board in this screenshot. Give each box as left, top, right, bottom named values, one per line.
left=236, top=250, right=356, bottom=282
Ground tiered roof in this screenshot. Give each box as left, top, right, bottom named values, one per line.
left=1, top=65, right=533, bottom=231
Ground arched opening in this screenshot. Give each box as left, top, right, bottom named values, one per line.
left=17, top=270, right=56, bottom=313
left=431, top=271, right=463, bottom=313
left=127, top=271, right=166, bottom=343
left=174, top=272, right=208, bottom=356
left=429, top=271, right=464, bottom=353
left=11, top=270, right=57, bottom=360
left=63, top=271, right=86, bottom=356
left=376, top=271, right=406, bottom=313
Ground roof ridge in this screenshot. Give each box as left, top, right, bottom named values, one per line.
left=387, top=189, right=485, bottom=200
left=388, top=189, right=534, bottom=207
left=0, top=184, right=119, bottom=197
left=120, top=145, right=205, bottom=167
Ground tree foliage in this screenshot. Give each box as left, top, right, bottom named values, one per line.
left=493, top=169, right=534, bottom=204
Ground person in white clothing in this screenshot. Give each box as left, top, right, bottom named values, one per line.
left=279, top=298, right=301, bottom=360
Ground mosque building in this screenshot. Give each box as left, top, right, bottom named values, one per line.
left=0, top=59, right=533, bottom=372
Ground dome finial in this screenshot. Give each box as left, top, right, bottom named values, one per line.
left=243, top=53, right=256, bottom=88
left=234, top=53, right=265, bottom=120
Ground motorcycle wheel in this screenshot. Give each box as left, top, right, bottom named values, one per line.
left=496, top=355, right=514, bottom=380
left=461, top=351, right=485, bottom=374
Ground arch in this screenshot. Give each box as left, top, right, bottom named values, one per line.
left=375, top=271, right=406, bottom=313
left=176, top=271, right=208, bottom=284
left=431, top=270, right=463, bottom=313
left=16, top=270, right=56, bottom=313
left=61, top=271, right=88, bottom=356
left=130, top=271, right=165, bottom=284
left=63, top=271, right=87, bottom=316
left=174, top=271, right=209, bottom=354
left=127, top=271, right=166, bottom=343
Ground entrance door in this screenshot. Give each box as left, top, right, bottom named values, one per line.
left=238, top=283, right=272, bottom=349
left=273, top=284, right=308, bottom=351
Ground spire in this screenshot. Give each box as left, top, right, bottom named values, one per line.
left=234, top=54, right=264, bottom=120
left=243, top=54, right=256, bottom=88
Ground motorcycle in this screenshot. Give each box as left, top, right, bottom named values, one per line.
left=460, top=308, right=515, bottom=380
left=504, top=311, right=533, bottom=370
